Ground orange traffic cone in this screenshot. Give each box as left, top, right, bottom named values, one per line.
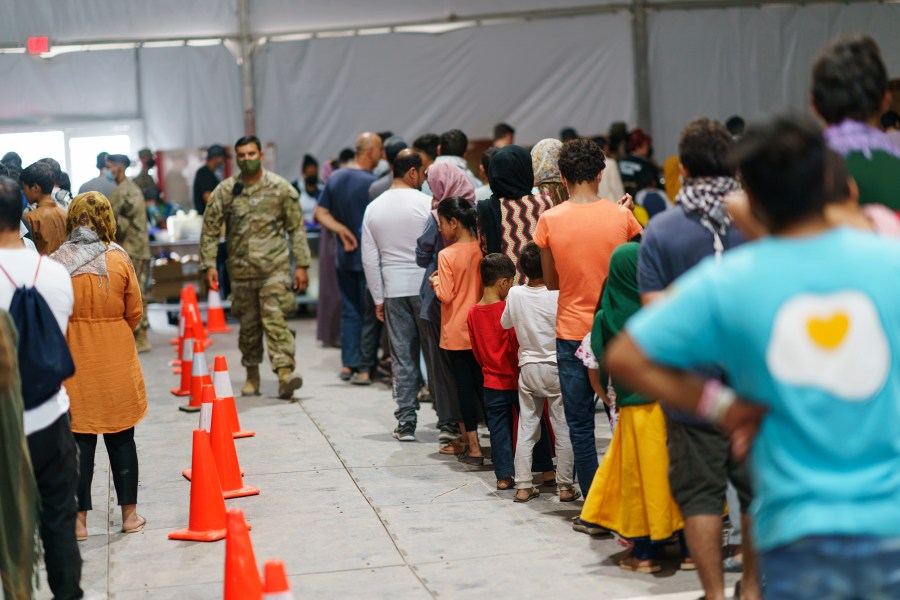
left=180, top=340, right=211, bottom=413
left=263, top=560, right=294, bottom=600
left=169, top=429, right=227, bottom=542
left=206, top=284, right=232, bottom=334
left=183, top=385, right=216, bottom=480
left=224, top=508, right=262, bottom=600
left=185, top=285, right=213, bottom=349
left=210, top=396, right=259, bottom=499
left=213, top=356, right=255, bottom=439
left=171, top=324, right=195, bottom=397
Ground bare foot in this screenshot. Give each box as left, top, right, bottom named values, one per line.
left=75, top=512, right=88, bottom=540
left=121, top=504, right=146, bottom=533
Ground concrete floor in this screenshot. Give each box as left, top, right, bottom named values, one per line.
left=37, top=315, right=740, bottom=599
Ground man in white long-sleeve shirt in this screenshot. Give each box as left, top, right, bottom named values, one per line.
left=361, top=149, right=431, bottom=441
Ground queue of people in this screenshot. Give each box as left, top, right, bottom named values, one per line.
left=0, top=30, right=899, bottom=600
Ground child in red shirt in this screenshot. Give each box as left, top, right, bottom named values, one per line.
left=467, top=254, right=521, bottom=489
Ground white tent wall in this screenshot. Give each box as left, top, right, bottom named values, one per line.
left=254, top=12, right=636, bottom=177
left=139, top=45, right=244, bottom=150
left=647, top=2, right=900, bottom=159
left=0, top=50, right=138, bottom=123
left=0, top=0, right=238, bottom=45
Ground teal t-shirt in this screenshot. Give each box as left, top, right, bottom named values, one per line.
left=627, top=227, right=900, bottom=552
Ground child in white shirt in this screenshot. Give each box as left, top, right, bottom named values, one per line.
left=500, top=242, right=577, bottom=502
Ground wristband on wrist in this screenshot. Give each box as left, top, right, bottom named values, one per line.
left=697, top=379, right=736, bottom=424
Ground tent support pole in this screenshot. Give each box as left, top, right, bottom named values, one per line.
left=631, top=0, right=652, bottom=133
left=238, top=0, right=256, bottom=135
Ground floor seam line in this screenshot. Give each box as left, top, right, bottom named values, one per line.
left=299, top=402, right=439, bottom=600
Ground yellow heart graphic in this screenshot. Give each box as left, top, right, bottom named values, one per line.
left=807, top=312, right=850, bottom=350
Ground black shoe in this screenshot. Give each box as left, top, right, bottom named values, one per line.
left=392, top=422, right=416, bottom=442
left=438, top=423, right=461, bottom=442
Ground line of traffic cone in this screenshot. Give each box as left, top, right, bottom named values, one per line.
left=170, top=324, right=195, bottom=397
left=206, top=284, right=232, bottom=334
left=224, top=508, right=262, bottom=600
left=183, top=391, right=255, bottom=497
left=263, top=560, right=294, bottom=600
left=170, top=314, right=185, bottom=373
left=183, top=285, right=213, bottom=349
left=182, top=384, right=217, bottom=480
left=169, top=429, right=228, bottom=542
left=180, top=340, right=212, bottom=413
left=213, top=356, right=255, bottom=438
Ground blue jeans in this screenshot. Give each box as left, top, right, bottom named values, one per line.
left=557, top=339, right=598, bottom=498
left=337, top=269, right=366, bottom=369
left=484, top=388, right=556, bottom=480
left=761, top=535, right=900, bottom=599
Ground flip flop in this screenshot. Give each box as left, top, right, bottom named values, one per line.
left=76, top=533, right=88, bottom=542
left=496, top=477, right=515, bottom=490
left=514, top=487, right=540, bottom=503
left=457, top=447, right=484, bottom=466
left=559, top=489, right=582, bottom=503
left=122, top=516, right=147, bottom=534
left=619, top=555, right=661, bottom=574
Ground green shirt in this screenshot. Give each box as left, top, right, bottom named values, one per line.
left=844, top=150, right=900, bottom=211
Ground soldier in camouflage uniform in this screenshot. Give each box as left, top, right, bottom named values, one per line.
left=200, top=135, right=311, bottom=400
left=132, top=148, right=160, bottom=200
left=107, top=153, right=152, bottom=353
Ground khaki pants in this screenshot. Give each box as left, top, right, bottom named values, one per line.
left=230, top=274, right=296, bottom=372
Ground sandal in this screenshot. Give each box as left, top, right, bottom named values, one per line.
left=439, top=440, right=467, bottom=455
left=559, top=488, right=581, bottom=503
left=619, top=555, right=661, bottom=574
left=514, top=487, right=540, bottom=503
left=457, top=447, right=484, bottom=466
left=680, top=557, right=697, bottom=571
left=496, top=477, right=515, bottom=490
left=122, top=515, right=147, bottom=534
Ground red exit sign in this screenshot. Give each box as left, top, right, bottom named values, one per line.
left=27, top=36, right=49, bottom=54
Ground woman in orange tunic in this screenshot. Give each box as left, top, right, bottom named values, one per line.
left=51, top=192, right=147, bottom=541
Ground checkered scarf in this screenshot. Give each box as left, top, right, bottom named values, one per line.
left=676, top=176, right=740, bottom=258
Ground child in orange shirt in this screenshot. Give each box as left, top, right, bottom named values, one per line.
left=430, top=196, right=485, bottom=464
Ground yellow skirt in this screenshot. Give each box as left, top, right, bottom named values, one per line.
left=580, top=402, right=684, bottom=541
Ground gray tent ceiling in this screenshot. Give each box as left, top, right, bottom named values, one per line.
left=0, top=0, right=626, bottom=45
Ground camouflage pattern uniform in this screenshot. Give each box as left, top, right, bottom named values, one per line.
left=108, top=178, right=151, bottom=336
left=132, top=171, right=159, bottom=199
left=199, top=170, right=311, bottom=372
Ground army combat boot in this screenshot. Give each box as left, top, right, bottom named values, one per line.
left=134, top=329, right=152, bottom=354
left=241, top=366, right=261, bottom=396
left=277, top=368, right=303, bottom=400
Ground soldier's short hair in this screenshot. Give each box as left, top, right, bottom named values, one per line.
left=235, top=135, right=262, bottom=152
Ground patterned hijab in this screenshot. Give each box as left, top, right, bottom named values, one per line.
left=427, top=162, right=475, bottom=209
left=531, top=138, right=563, bottom=185
left=66, top=192, right=117, bottom=244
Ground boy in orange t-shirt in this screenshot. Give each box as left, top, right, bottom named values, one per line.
left=533, top=138, right=642, bottom=502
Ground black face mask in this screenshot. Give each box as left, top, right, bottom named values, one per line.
left=304, top=175, right=318, bottom=187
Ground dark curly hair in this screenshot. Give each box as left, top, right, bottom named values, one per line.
left=678, top=118, right=735, bottom=178
left=811, top=34, right=888, bottom=124
left=558, top=139, right=606, bottom=185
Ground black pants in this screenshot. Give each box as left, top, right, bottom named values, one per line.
left=74, top=427, right=139, bottom=512
left=448, top=349, right=484, bottom=431
left=27, top=413, right=83, bottom=600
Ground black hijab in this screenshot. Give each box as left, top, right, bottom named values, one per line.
left=488, top=145, right=534, bottom=200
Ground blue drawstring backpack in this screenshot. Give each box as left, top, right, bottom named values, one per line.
left=0, top=256, right=75, bottom=410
